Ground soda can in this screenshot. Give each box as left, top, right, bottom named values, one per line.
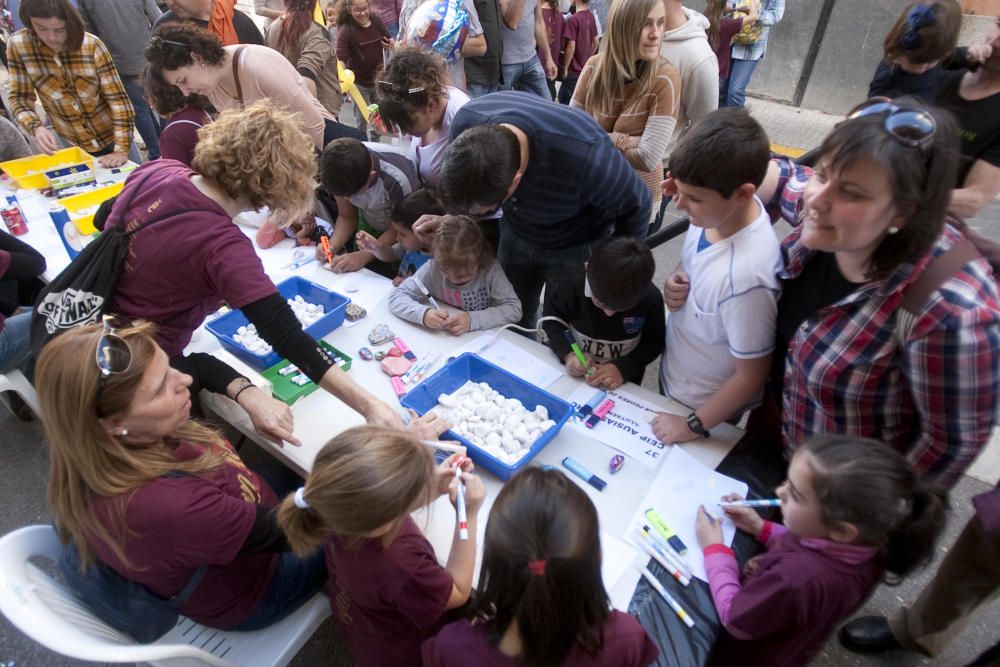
left=49, top=205, right=71, bottom=230
left=1, top=206, right=27, bottom=235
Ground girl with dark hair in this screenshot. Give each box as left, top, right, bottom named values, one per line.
left=696, top=435, right=948, bottom=665
left=7, top=0, right=138, bottom=166
left=142, top=64, right=213, bottom=167
left=265, top=0, right=344, bottom=117
left=276, top=426, right=484, bottom=667
left=422, top=467, right=659, bottom=666
left=336, top=0, right=394, bottom=135
left=704, top=0, right=757, bottom=84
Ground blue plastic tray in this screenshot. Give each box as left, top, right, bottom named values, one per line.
left=206, top=276, right=349, bottom=370
left=401, top=353, right=574, bottom=480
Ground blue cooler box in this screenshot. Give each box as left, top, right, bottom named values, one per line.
left=401, top=353, right=574, bottom=480
left=206, top=276, right=349, bottom=369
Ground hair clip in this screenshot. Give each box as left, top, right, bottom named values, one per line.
left=375, top=80, right=427, bottom=95
left=150, top=35, right=189, bottom=50
left=899, top=4, right=935, bottom=50
left=527, top=560, right=546, bottom=576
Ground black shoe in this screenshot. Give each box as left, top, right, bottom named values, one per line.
left=839, top=616, right=902, bottom=654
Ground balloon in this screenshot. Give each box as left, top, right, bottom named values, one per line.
left=404, top=0, right=470, bottom=62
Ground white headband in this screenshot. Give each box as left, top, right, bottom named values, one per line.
left=293, top=487, right=310, bottom=509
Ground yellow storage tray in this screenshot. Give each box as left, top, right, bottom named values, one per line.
left=0, top=147, right=94, bottom=190
left=61, top=181, right=124, bottom=235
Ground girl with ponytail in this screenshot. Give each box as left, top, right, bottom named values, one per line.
left=694, top=435, right=948, bottom=666
left=276, top=425, right=484, bottom=667
left=422, top=467, right=659, bottom=666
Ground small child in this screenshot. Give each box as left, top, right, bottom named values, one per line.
left=868, top=0, right=989, bottom=102
left=388, top=215, right=522, bottom=336
left=652, top=108, right=781, bottom=445
left=356, top=188, right=442, bottom=285
left=317, top=137, right=420, bottom=273
left=695, top=435, right=947, bottom=666
left=542, top=237, right=665, bottom=391
left=142, top=64, right=213, bottom=167
left=559, top=0, right=600, bottom=104
left=422, top=467, right=660, bottom=666
left=276, top=426, right=486, bottom=667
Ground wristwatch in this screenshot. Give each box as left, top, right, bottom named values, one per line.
left=686, top=412, right=710, bottom=439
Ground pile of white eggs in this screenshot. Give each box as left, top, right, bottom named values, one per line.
left=431, top=381, right=557, bottom=465
left=232, top=296, right=324, bottom=355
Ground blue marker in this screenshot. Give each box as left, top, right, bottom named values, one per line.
left=719, top=499, right=782, bottom=508
left=562, top=457, right=607, bottom=491
left=578, top=389, right=607, bottom=417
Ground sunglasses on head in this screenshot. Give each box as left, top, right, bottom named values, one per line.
left=95, top=315, right=131, bottom=376
left=846, top=97, right=936, bottom=152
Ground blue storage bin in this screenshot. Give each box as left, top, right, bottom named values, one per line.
left=401, top=353, right=574, bottom=480
left=206, top=276, right=349, bottom=369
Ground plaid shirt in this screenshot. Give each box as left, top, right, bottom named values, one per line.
left=730, top=0, right=784, bottom=62
left=770, top=159, right=1000, bottom=488
left=7, top=29, right=135, bottom=154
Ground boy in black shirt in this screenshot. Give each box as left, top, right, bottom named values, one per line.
left=542, top=237, right=665, bottom=390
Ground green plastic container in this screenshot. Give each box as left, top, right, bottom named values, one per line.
left=262, top=340, right=352, bottom=404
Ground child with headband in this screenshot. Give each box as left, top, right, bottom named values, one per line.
left=277, top=426, right=485, bottom=667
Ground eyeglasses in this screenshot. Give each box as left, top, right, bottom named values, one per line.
left=95, top=315, right=132, bottom=378
left=847, top=97, right=936, bottom=152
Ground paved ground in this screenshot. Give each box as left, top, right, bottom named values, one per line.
left=1, top=96, right=999, bottom=666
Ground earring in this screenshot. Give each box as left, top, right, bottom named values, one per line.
left=118, top=428, right=128, bottom=437
left=887, top=226, right=899, bottom=235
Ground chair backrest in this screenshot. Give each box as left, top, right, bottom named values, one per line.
left=0, top=369, right=40, bottom=417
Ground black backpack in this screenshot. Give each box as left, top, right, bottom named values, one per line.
left=57, top=473, right=209, bottom=644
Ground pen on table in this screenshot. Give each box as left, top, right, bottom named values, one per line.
left=561, top=456, right=606, bottom=491
left=414, top=275, right=442, bottom=311
left=320, top=235, right=333, bottom=264
left=563, top=330, right=592, bottom=375
left=287, top=255, right=315, bottom=270
left=455, top=460, right=469, bottom=541
left=642, top=524, right=692, bottom=578
left=645, top=507, right=689, bottom=555
left=635, top=564, right=695, bottom=629
left=421, top=439, right=465, bottom=454
left=634, top=528, right=690, bottom=586
left=412, top=353, right=441, bottom=383
left=719, top=499, right=782, bottom=508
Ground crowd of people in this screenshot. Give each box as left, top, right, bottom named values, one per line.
left=0, top=0, right=999, bottom=665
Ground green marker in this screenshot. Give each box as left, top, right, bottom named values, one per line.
left=564, top=330, right=593, bottom=376
left=645, top=507, right=688, bottom=555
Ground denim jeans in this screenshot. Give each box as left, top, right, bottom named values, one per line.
left=385, top=20, right=399, bottom=39
left=57, top=134, right=143, bottom=164
left=0, top=310, right=32, bottom=374
left=122, top=76, right=161, bottom=160
left=226, top=549, right=328, bottom=632
left=719, top=57, right=760, bottom=108
left=467, top=83, right=500, bottom=98
left=557, top=76, right=578, bottom=104
left=497, top=225, right=590, bottom=329
left=500, top=55, right=551, bottom=100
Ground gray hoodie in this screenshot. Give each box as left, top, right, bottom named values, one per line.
left=660, top=7, right=719, bottom=163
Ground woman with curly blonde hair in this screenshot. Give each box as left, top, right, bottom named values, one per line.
left=104, top=101, right=407, bottom=432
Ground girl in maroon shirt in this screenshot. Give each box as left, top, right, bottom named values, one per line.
left=336, top=0, right=394, bottom=134
left=277, top=426, right=485, bottom=667
left=422, top=467, right=659, bottom=666
left=695, top=435, right=948, bottom=666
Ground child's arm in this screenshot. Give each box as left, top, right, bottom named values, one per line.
left=440, top=460, right=486, bottom=608
left=561, top=37, right=577, bottom=79
left=330, top=196, right=359, bottom=254
left=355, top=230, right=398, bottom=263
left=388, top=263, right=447, bottom=328
left=463, top=263, right=523, bottom=332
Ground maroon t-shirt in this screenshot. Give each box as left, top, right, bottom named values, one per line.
left=421, top=611, right=660, bottom=666
left=106, top=160, right=277, bottom=358
left=336, top=20, right=387, bottom=88
left=326, top=517, right=454, bottom=667
left=87, top=440, right=279, bottom=629
left=158, top=107, right=211, bottom=167
left=564, top=10, right=597, bottom=78
left=538, top=7, right=565, bottom=73
left=714, top=17, right=744, bottom=79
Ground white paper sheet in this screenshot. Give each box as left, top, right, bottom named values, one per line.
left=629, top=446, right=748, bottom=582
left=565, top=385, right=668, bottom=468
left=453, top=333, right=563, bottom=389
left=600, top=531, right=641, bottom=611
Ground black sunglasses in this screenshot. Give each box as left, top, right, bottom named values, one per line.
left=847, top=98, right=936, bottom=152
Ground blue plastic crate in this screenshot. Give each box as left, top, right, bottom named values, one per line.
left=206, top=276, right=349, bottom=369
left=401, top=353, right=574, bottom=480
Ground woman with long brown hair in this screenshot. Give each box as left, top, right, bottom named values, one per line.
left=38, top=322, right=326, bottom=631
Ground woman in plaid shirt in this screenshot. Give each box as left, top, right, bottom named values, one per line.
left=757, top=99, right=1000, bottom=489
left=7, top=0, right=136, bottom=167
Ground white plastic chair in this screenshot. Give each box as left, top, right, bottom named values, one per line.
left=0, top=525, right=332, bottom=667
left=0, top=369, right=39, bottom=418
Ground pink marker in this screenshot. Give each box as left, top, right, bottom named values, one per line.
left=455, top=458, right=468, bottom=540
left=585, top=399, right=615, bottom=429
left=390, top=376, right=407, bottom=398
left=393, top=337, right=416, bottom=360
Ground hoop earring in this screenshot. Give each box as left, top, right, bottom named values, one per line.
left=887, top=226, right=899, bottom=235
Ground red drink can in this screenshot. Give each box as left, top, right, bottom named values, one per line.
left=1, top=205, right=27, bottom=236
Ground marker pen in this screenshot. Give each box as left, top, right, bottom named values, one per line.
left=635, top=565, right=695, bottom=629
left=562, top=456, right=606, bottom=491
left=455, top=465, right=469, bottom=540
left=414, top=276, right=442, bottom=311
left=390, top=376, right=407, bottom=398
left=579, top=389, right=607, bottom=416
left=643, top=523, right=692, bottom=578
left=645, top=508, right=689, bottom=555
left=563, top=330, right=591, bottom=374
left=634, top=528, right=690, bottom=586
left=393, top=337, right=417, bottom=361
left=719, top=499, right=782, bottom=508
left=585, top=398, right=615, bottom=429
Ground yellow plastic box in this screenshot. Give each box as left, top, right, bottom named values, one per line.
left=0, top=147, right=94, bottom=190
left=61, top=181, right=124, bottom=235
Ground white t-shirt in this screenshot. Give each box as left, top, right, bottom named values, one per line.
left=408, top=86, right=471, bottom=188
left=660, top=197, right=782, bottom=411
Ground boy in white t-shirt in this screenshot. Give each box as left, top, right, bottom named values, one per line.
left=652, top=108, right=782, bottom=444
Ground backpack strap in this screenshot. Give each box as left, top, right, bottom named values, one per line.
left=232, top=45, right=247, bottom=109
left=894, top=236, right=982, bottom=346
left=160, top=470, right=208, bottom=607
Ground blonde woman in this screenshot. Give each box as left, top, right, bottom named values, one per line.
left=101, top=101, right=406, bottom=431
left=572, top=0, right=679, bottom=213
left=38, top=323, right=326, bottom=631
